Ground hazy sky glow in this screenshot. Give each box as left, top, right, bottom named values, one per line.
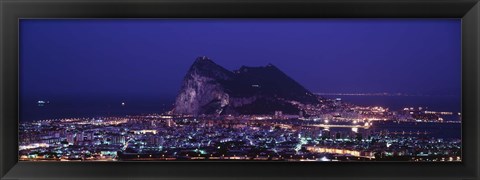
left=20, top=19, right=461, bottom=100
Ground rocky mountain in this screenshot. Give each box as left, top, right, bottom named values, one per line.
left=173, top=56, right=319, bottom=116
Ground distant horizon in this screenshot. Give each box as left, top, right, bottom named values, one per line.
left=19, top=56, right=461, bottom=99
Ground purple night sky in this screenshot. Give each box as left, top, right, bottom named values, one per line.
left=20, top=19, right=461, bottom=101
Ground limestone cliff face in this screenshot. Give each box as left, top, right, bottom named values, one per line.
left=173, top=56, right=233, bottom=115
left=173, top=56, right=319, bottom=116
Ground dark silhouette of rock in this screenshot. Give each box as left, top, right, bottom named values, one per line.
left=173, top=56, right=319, bottom=116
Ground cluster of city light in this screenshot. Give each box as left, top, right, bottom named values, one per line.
left=306, top=146, right=374, bottom=159
left=19, top=143, right=49, bottom=150
left=20, top=92, right=462, bottom=162
left=424, top=111, right=454, bottom=115
left=370, top=106, right=387, bottom=113
left=253, top=116, right=273, bottom=120
left=132, top=130, right=158, bottom=135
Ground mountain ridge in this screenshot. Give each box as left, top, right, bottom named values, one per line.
left=173, top=56, right=319, bottom=116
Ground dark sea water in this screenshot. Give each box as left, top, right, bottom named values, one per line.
left=21, top=95, right=461, bottom=122
left=374, top=121, right=461, bottom=139
left=328, top=121, right=461, bottom=139
left=322, top=95, right=462, bottom=139
left=20, top=97, right=175, bottom=122
left=323, top=95, right=461, bottom=113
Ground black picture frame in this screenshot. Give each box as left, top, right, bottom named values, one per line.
left=1, top=0, right=479, bottom=179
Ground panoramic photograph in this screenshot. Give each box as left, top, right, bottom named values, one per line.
left=19, top=19, right=461, bottom=162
